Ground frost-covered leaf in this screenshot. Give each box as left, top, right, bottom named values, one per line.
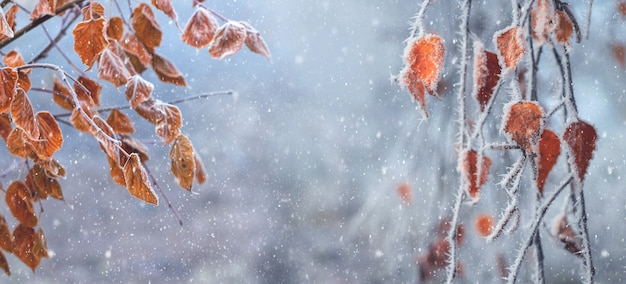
left=536, top=129, right=560, bottom=194
left=98, top=46, right=132, bottom=87
left=0, top=6, right=15, bottom=39
left=106, top=16, right=124, bottom=41
left=30, top=111, right=63, bottom=159
left=10, top=89, right=39, bottom=140
left=170, top=134, right=195, bottom=191
left=502, top=101, right=544, bottom=151
left=151, top=0, right=178, bottom=23
left=7, top=128, right=35, bottom=158
left=461, top=149, right=491, bottom=202
left=555, top=10, right=574, bottom=44
left=495, top=26, right=525, bottom=69
left=52, top=78, right=74, bottom=111
left=472, top=42, right=501, bottom=112
left=92, top=115, right=119, bottom=163
left=0, top=113, right=11, bottom=141
left=125, top=75, right=154, bottom=109
left=241, top=22, right=272, bottom=60
left=73, top=18, right=108, bottom=69
left=123, top=153, right=158, bottom=205
left=3, top=50, right=26, bottom=69
left=194, top=153, right=207, bottom=184
left=552, top=215, right=582, bottom=258
left=74, top=75, right=102, bottom=107
left=6, top=181, right=37, bottom=228
left=563, top=120, right=597, bottom=182
left=106, top=109, right=134, bottom=134
left=81, top=2, right=105, bottom=20
left=151, top=53, right=186, bottom=86
left=181, top=6, right=219, bottom=49
left=120, top=33, right=152, bottom=73
left=120, top=135, right=149, bottom=164
left=131, top=3, right=162, bottom=53
left=0, top=67, right=18, bottom=113
left=30, top=0, right=55, bottom=20
left=209, top=21, right=247, bottom=59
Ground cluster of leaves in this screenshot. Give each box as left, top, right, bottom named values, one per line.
left=0, top=0, right=269, bottom=275
left=397, top=0, right=597, bottom=283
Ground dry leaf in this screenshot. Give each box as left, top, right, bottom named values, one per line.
left=131, top=3, right=162, bottom=53
left=461, top=149, right=491, bottom=202
left=106, top=155, right=126, bottom=186
left=555, top=10, right=574, bottom=44
left=563, top=120, right=597, bottom=182
left=4, top=50, right=26, bottom=70
left=0, top=6, right=14, bottom=39
left=472, top=42, right=501, bottom=112
left=0, top=67, right=18, bottom=113
left=155, top=102, right=182, bottom=145
left=81, top=2, right=105, bottom=21
left=30, top=0, right=56, bottom=20
left=120, top=135, right=150, bottom=164
left=181, top=6, right=219, bottom=49
left=120, top=33, right=152, bottom=73
left=241, top=22, right=272, bottom=60
left=123, top=153, right=158, bottom=205
left=151, top=53, right=186, bottom=86
left=92, top=116, right=119, bottom=163
left=531, top=0, right=556, bottom=44
left=73, top=18, right=108, bottom=69
left=30, top=111, right=63, bottom=159
left=170, top=134, right=195, bottom=191
left=502, top=101, right=544, bottom=151
left=194, top=153, right=207, bottom=184
left=0, top=113, right=11, bottom=141
left=74, top=75, right=102, bottom=107
left=475, top=214, right=493, bottom=237
left=17, top=72, right=31, bottom=93
left=98, top=47, right=132, bottom=87
left=6, top=181, right=37, bottom=228
left=12, top=224, right=40, bottom=272
left=495, top=26, right=526, bottom=69
left=7, top=128, right=35, bottom=158
left=106, top=17, right=124, bottom=41
left=125, top=75, right=154, bottom=109
left=70, top=107, right=94, bottom=133
left=536, top=129, right=560, bottom=194
left=10, top=89, right=39, bottom=140
left=209, top=21, right=247, bottom=59
left=0, top=214, right=13, bottom=253
left=151, top=0, right=178, bottom=22
left=106, top=109, right=135, bottom=134
left=552, top=215, right=582, bottom=257
left=52, top=78, right=75, bottom=111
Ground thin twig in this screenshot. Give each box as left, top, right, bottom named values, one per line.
left=144, top=163, right=184, bottom=226
left=409, top=0, right=432, bottom=39
left=576, top=187, right=595, bottom=283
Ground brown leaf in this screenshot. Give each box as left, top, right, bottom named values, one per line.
left=52, top=78, right=75, bottom=111
left=0, top=6, right=15, bottom=39
left=495, top=26, right=526, bottom=69
left=7, top=128, right=35, bottom=158
left=81, top=2, right=105, bottom=20
left=151, top=53, right=186, bottom=86
left=563, top=120, right=597, bottom=182
left=461, top=149, right=491, bottom=202
left=0, top=250, right=9, bottom=276
left=194, top=153, right=207, bottom=184
left=209, top=21, right=247, bottom=59
left=34, top=228, right=49, bottom=259
left=502, top=101, right=544, bottom=151
left=92, top=115, right=119, bottom=163
left=531, top=0, right=556, bottom=44
left=620, top=1, right=626, bottom=17
left=0, top=67, right=18, bottom=113
left=123, top=153, right=158, bottom=205
left=0, top=214, right=13, bottom=253
left=0, top=113, right=11, bottom=141
left=400, top=34, right=445, bottom=115
left=73, top=18, right=108, bottom=69
left=17, top=72, right=31, bottom=93
left=181, top=6, right=219, bottom=49
left=125, top=75, right=154, bottom=109
left=74, top=75, right=102, bottom=107
left=552, top=215, right=582, bottom=257
left=30, top=111, right=63, bottom=159
left=11, top=88, right=39, bottom=140
left=106, top=155, right=126, bottom=186
left=30, top=0, right=56, bottom=20
left=475, top=214, right=493, bottom=237
left=611, top=43, right=626, bottom=68
left=120, top=33, right=152, bottom=73
left=241, top=22, right=272, bottom=60
left=29, top=162, right=64, bottom=201
left=98, top=46, right=132, bottom=87
left=134, top=99, right=162, bottom=125
left=70, top=107, right=94, bottom=133
left=151, top=0, right=178, bottom=22
left=155, top=102, right=182, bottom=145
left=6, top=181, right=37, bottom=228
left=106, top=109, right=135, bottom=134
left=3, top=50, right=26, bottom=69
left=106, top=16, right=124, bottom=41
left=555, top=11, right=573, bottom=45
left=131, top=3, right=162, bottom=53
left=472, top=43, right=501, bottom=112
left=170, top=134, right=195, bottom=191
left=536, top=129, right=561, bottom=194
left=40, top=158, right=65, bottom=178
left=120, top=135, right=149, bottom=164
left=12, top=224, right=40, bottom=272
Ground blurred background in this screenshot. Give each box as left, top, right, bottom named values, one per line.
left=1, top=0, right=625, bottom=283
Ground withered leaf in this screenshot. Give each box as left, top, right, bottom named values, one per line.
left=194, top=153, right=207, bottom=184
left=0, top=214, right=13, bottom=253
left=552, top=215, right=582, bottom=257
left=502, top=101, right=544, bottom=151
left=134, top=99, right=162, bottom=125
left=209, top=21, right=247, bottom=59
left=563, top=120, right=597, bottom=182
left=155, top=102, right=182, bottom=145
left=170, top=134, right=195, bottom=191
left=151, top=0, right=178, bottom=22
left=131, top=3, right=162, bottom=53
left=0, top=113, right=11, bottom=140
left=92, top=115, right=119, bottom=163
left=29, top=163, right=64, bottom=201
left=151, top=53, right=186, bottom=86
left=106, top=17, right=124, bottom=41
left=106, top=155, right=126, bottom=186
left=40, top=158, right=65, bottom=178
left=74, top=75, right=102, bottom=107
left=0, top=250, right=8, bottom=276
left=6, top=181, right=38, bottom=228
left=81, top=2, right=105, bottom=21
left=495, top=26, right=526, bottom=69
left=7, top=128, right=35, bottom=158
left=241, top=22, right=272, bottom=61
left=472, top=42, right=501, bottom=112
left=106, top=109, right=135, bottom=134
left=120, top=135, right=150, bottom=164
left=536, top=129, right=561, bottom=194
left=125, top=75, right=154, bottom=109
left=4, top=50, right=26, bottom=70
left=30, top=0, right=55, bottom=20
left=555, top=10, right=574, bottom=44
left=531, top=0, right=555, bottom=44
left=30, top=111, right=63, bottom=159
left=123, top=153, right=158, bottom=205
left=52, top=78, right=75, bottom=111
left=12, top=224, right=40, bottom=272
left=0, top=6, right=14, bottom=39
left=73, top=18, right=108, bottom=69
left=475, top=214, right=494, bottom=237
left=181, top=6, right=219, bottom=49
left=98, top=47, right=132, bottom=87
left=461, top=149, right=491, bottom=202
left=11, top=88, right=39, bottom=140
left=0, top=67, right=18, bottom=113
left=70, top=107, right=94, bottom=133
left=120, top=33, right=152, bottom=73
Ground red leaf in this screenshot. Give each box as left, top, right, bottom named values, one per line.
left=209, top=21, right=247, bottom=59
left=475, top=214, right=493, bottom=237
left=461, top=149, right=491, bottom=202
left=536, top=129, right=561, bottom=194
left=495, top=26, right=526, bottom=69
left=131, top=3, right=162, bottom=53
left=181, top=6, right=219, bottom=49
left=502, top=101, right=544, bottom=151
left=563, top=120, right=597, bottom=182
left=73, top=18, right=108, bottom=69
left=555, top=11, right=574, bottom=44
left=472, top=43, right=501, bottom=112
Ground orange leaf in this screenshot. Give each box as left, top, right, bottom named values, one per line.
left=3, top=50, right=26, bottom=69
left=0, top=6, right=14, bottom=39
left=151, top=53, right=186, bottom=86
left=74, top=75, right=102, bottom=107
left=34, top=228, right=49, bottom=259
left=555, top=11, right=573, bottom=44
left=209, top=21, right=247, bottom=59
left=134, top=99, right=162, bottom=125
left=12, top=224, right=40, bottom=272
left=17, top=72, right=31, bottom=93
left=400, top=34, right=445, bottom=115
left=40, top=158, right=65, bottom=178
left=106, top=155, right=126, bottom=186
left=170, top=134, right=195, bottom=191
left=120, top=135, right=150, bottom=164
left=0, top=214, right=13, bottom=253
left=536, top=129, right=560, bottom=194
left=73, top=18, right=108, bottom=69
left=495, top=26, right=526, bottom=69
left=123, top=153, right=158, bottom=205
left=81, top=2, right=105, bottom=20
left=461, top=149, right=491, bottom=202
left=475, top=214, right=494, bottom=237
left=181, top=6, right=219, bottom=49
left=98, top=46, right=132, bottom=87
left=131, top=3, right=162, bottom=53
left=52, top=78, right=75, bottom=111
left=70, top=107, right=94, bottom=133
left=0, top=113, right=11, bottom=140
left=10, top=88, right=39, bottom=140
left=125, top=75, right=154, bottom=109
left=242, top=22, right=272, bottom=61
left=395, top=182, right=412, bottom=205
left=7, top=128, right=35, bottom=158
left=620, top=1, right=626, bottom=17
left=0, top=67, right=18, bottom=113
left=106, top=109, right=135, bottom=134
left=194, top=153, right=207, bottom=184
left=502, top=101, right=544, bottom=151
left=30, top=0, right=55, bottom=20
left=120, top=33, right=152, bottom=73
left=106, top=17, right=124, bottom=41
left=563, top=120, right=597, bottom=182
left=92, top=115, right=119, bottom=163
left=6, top=181, right=37, bottom=228
left=472, top=43, right=501, bottom=112
left=155, top=102, right=182, bottom=145
left=30, top=111, right=63, bottom=159
left=151, top=0, right=178, bottom=22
